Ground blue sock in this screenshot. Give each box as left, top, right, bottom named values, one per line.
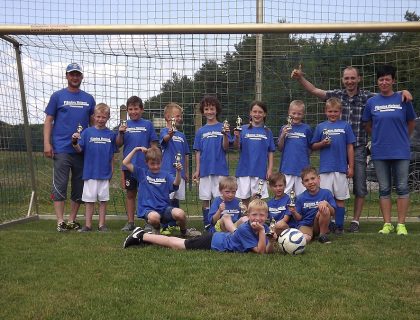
left=335, top=207, right=345, bottom=229
left=202, top=208, right=210, bottom=226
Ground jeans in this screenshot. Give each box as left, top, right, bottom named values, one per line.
left=353, top=146, right=368, bottom=197
left=373, top=159, right=410, bottom=198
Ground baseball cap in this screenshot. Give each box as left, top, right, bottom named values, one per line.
left=66, top=63, right=83, bottom=74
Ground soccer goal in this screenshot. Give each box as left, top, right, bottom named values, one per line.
left=1, top=0, right=420, bottom=223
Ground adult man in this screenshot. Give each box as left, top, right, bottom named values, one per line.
left=291, top=66, right=411, bottom=232
left=43, top=63, right=96, bottom=231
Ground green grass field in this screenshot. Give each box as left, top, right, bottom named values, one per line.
left=0, top=220, right=419, bottom=320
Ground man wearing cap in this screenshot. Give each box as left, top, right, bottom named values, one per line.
left=43, top=63, right=96, bottom=232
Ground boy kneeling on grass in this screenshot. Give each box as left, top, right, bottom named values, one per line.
left=123, top=146, right=200, bottom=238
left=123, top=199, right=277, bottom=254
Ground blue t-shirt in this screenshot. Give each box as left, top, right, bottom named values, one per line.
left=193, top=122, right=231, bottom=177
left=122, top=118, right=158, bottom=170
left=44, top=88, right=95, bottom=154
left=279, top=123, right=312, bottom=176
left=267, top=194, right=290, bottom=222
left=295, top=188, right=337, bottom=227
left=78, top=127, right=118, bottom=180
left=362, top=92, right=416, bottom=160
left=133, top=167, right=177, bottom=218
left=160, top=128, right=190, bottom=179
left=235, top=125, right=276, bottom=179
left=211, top=221, right=269, bottom=252
left=208, top=196, right=242, bottom=227
left=311, top=120, right=356, bottom=174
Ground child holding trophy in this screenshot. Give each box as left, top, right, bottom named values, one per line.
left=159, top=103, right=191, bottom=234
left=233, top=101, right=275, bottom=206
left=116, top=96, right=159, bottom=232
left=278, top=100, right=313, bottom=196
left=311, top=98, right=355, bottom=234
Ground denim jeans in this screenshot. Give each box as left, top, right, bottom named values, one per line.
left=373, top=159, right=410, bottom=198
left=353, top=146, right=368, bottom=197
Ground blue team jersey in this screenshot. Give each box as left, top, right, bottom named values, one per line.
left=133, top=167, right=177, bottom=219
left=295, top=188, right=337, bottom=227
left=362, top=92, right=416, bottom=160
left=78, top=127, right=117, bottom=180
left=44, top=88, right=95, bottom=154
left=311, top=120, right=356, bottom=174
left=267, top=194, right=290, bottom=222
left=208, top=196, right=242, bottom=227
left=160, top=128, right=190, bottom=179
left=235, top=125, right=276, bottom=179
left=193, top=122, right=231, bottom=177
left=211, top=221, right=269, bottom=252
left=122, top=118, right=158, bottom=170
left=279, top=123, right=312, bottom=176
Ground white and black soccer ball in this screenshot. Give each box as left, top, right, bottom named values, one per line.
left=278, top=228, right=306, bottom=255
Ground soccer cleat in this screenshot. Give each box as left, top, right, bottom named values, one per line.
left=66, top=221, right=81, bottom=230
left=121, top=222, right=135, bottom=232
left=98, top=225, right=109, bottom=232
left=328, top=220, right=337, bottom=234
left=348, top=221, right=360, bottom=233
left=183, top=228, right=202, bottom=238
left=123, top=227, right=145, bottom=248
left=57, top=221, right=69, bottom=232
left=378, top=223, right=394, bottom=234
left=318, top=234, right=331, bottom=244
left=396, top=223, right=408, bottom=236
left=78, top=226, right=92, bottom=232
left=335, top=227, right=344, bottom=236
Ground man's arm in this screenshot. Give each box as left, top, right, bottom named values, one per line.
left=43, top=115, right=54, bottom=158
left=291, top=68, right=327, bottom=100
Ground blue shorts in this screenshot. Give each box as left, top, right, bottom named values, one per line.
left=144, top=206, right=176, bottom=224
left=123, top=170, right=138, bottom=191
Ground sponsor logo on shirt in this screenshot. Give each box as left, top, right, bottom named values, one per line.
left=203, top=131, right=223, bottom=139
left=64, top=100, right=90, bottom=108
left=323, top=128, right=345, bottom=135
left=146, top=176, right=167, bottom=185
left=222, top=209, right=240, bottom=216
left=374, top=104, right=402, bottom=112
left=172, top=135, right=185, bottom=143
left=89, top=137, right=111, bottom=144
left=127, top=127, right=147, bottom=133
left=286, top=132, right=306, bottom=139
left=269, top=206, right=286, bottom=214
left=245, top=133, right=267, bottom=140
left=303, top=201, right=319, bottom=209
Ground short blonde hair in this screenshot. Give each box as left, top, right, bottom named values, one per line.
left=325, top=97, right=342, bottom=110
left=247, top=199, right=268, bottom=215
left=289, top=100, right=305, bottom=111
left=145, top=147, right=162, bottom=162
left=164, top=103, right=183, bottom=120
left=218, top=176, right=238, bottom=191
left=95, top=103, right=110, bottom=117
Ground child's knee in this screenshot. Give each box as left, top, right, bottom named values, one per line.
left=172, top=208, right=186, bottom=221
left=147, top=211, right=161, bottom=225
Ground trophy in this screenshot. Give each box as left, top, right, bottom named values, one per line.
left=323, top=128, right=331, bottom=143
left=72, top=123, right=83, bottom=145
left=173, top=152, right=182, bottom=168
left=266, top=218, right=276, bottom=238
left=239, top=200, right=247, bottom=217
left=289, top=190, right=296, bottom=207
left=235, top=115, right=242, bottom=131
left=255, top=179, right=264, bottom=199
left=171, top=116, right=177, bottom=132
left=223, top=119, right=229, bottom=133
left=119, top=104, right=127, bottom=126
left=286, top=115, right=293, bottom=129
left=76, top=123, right=83, bottom=134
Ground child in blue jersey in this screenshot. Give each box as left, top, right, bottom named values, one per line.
left=208, top=176, right=248, bottom=233
left=311, top=98, right=355, bottom=234
left=362, top=65, right=416, bottom=235
left=116, top=96, right=159, bottom=232
left=123, top=146, right=201, bottom=238
left=71, top=103, right=118, bottom=232
left=159, top=103, right=190, bottom=234
left=123, top=199, right=277, bottom=254
left=192, top=96, right=232, bottom=228
left=278, top=100, right=312, bottom=196
left=291, top=167, right=337, bottom=244
left=234, top=100, right=275, bottom=205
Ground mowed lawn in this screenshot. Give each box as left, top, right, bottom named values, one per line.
left=0, top=219, right=419, bottom=320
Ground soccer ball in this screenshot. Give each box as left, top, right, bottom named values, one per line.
left=278, top=228, right=306, bottom=255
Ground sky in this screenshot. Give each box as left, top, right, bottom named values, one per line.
left=0, top=0, right=419, bottom=126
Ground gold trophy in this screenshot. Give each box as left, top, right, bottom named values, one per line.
left=323, top=128, right=331, bottom=143
left=266, top=218, right=276, bottom=238
left=76, top=123, right=83, bottom=134
left=286, top=115, right=293, bottom=130
left=239, top=200, right=247, bottom=217
left=255, top=179, right=264, bottom=199
left=235, top=115, right=242, bottom=131
left=173, top=152, right=182, bottom=168
left=289, top=190, right=296, bottom=207
left=72, top=123, right=83, bottom=145
left=119, top=104, right=127, bottom=126
left=223, top=119, right=229, bottom=133
left=171, top=117, right=177, bottom=132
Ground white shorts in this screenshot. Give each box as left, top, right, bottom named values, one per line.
left=82, top=179, right=110, bottom=202
left=236, top=176, right=269, bottom=199
left=284, top=174, right=306, bottom=196
left=199, top=175, right=222, bottom=200
left=320, top=172, right=350, bottom=200
left=170, top=178, right=186, bottom=200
